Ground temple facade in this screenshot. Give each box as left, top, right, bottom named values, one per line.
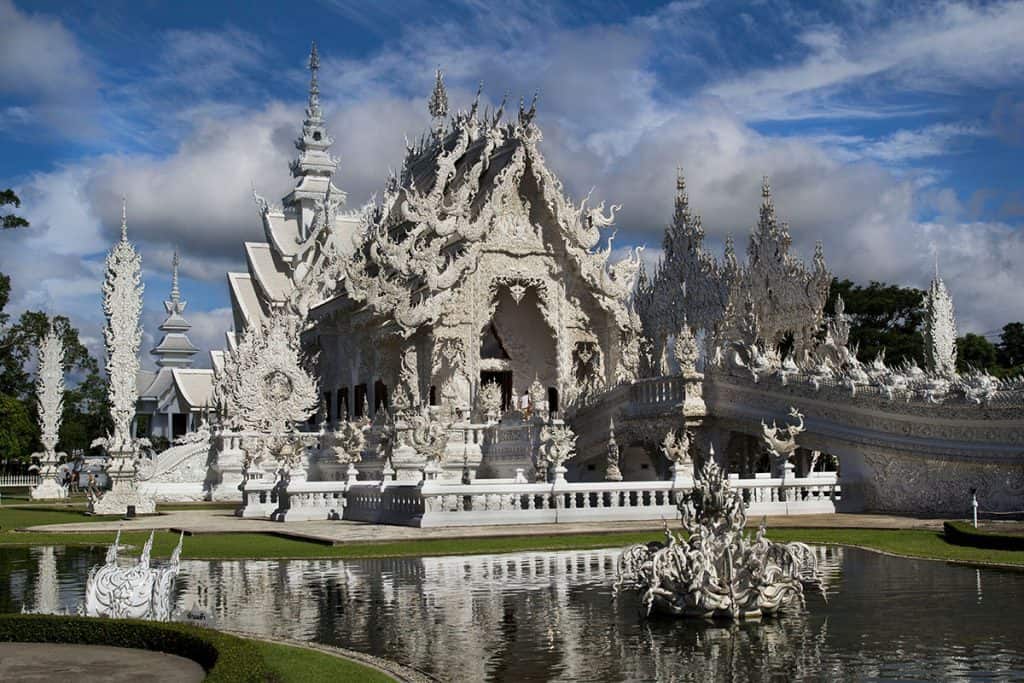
left=226, top=49, right=643, bottom=481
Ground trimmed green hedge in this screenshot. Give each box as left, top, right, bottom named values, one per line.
left=0, top=614, right=273, bottom=682
left=943, top=521, right=1024, bottom=552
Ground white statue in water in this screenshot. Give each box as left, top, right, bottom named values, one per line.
left=615, top=455, right=821, bottom=620
left=82, top=529, right=184, bottom=621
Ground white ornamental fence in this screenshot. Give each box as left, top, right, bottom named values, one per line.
left=0, top=474, right=41, bottom=488
left=243, top=472, right=840, bottom=526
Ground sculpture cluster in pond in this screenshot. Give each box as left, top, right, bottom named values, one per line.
left=82, top=530, right=184, bottom=622
left=615, top=456, right=821, bottom=620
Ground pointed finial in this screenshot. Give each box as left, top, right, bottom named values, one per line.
left=307, top=41, right=322, bottom=121
left=761, top=175, right=771, bottom=203
left=428, top=67, right=448, bottom=130
left=120, top=196, right=128, bottom=241
left=170, top=249, right=181, bottom=302
left=676, top=166, right=686, bottom=194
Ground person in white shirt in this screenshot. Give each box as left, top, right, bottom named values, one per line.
left=519, top=390, right=531, bottom=417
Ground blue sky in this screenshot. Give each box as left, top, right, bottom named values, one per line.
left=1, top=0, right=1022, bottom=366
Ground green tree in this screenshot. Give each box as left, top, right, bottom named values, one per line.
left=956, top=333, right=998, bottom=373
left=0, top=394, right=35, bottom=460
left=0, top=274, right=110, bottom=460
left=997, top=322, right=1024, bottom=369
left=825, top=278, right=926, bottom=365
left=1, top=189, right=29, bottom=229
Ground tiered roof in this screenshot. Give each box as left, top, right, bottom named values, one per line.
left=151, top=251, right=198, bottom=368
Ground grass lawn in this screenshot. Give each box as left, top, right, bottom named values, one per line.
left=2, top=501, right=1023, bottom=567
left=253, top=640, right=394, bottom=682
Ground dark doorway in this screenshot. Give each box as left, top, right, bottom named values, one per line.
left=480, top=370, right=513, bottom=410
left=171, top=413, right=188, bottom=439
left=547, top=387, right=559, bottom=414
left=373, top=380, right=388, bottom=415
left=354, top=384, right=367, bottom=417
left=337, top=387, right=349, bottom=420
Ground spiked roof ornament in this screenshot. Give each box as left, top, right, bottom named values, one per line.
left=430, top=66, right=450, bottom=122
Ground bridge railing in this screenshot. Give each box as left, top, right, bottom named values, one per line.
left=245, top=472, right=840, bottom=525
left=631, top=376, right=686, bottom=409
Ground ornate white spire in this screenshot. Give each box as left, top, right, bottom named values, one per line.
left=285, top=41, right=342, bottom=209
left=307, top=41, right=322, bottom=122
left=152, top=249, right=198, bottom=368
left=428, top=68, right=448, bottom=137
left=36, top=327, right=65, bottom=454
left=30, top=326, right=68, bottom=499
left=120, top=196, right=128, bottom=241
left=924, top=269, right=957, bottom=377
left=102, top=199, right=144, bottom=452
left=170, top=249, right=180, bottom=303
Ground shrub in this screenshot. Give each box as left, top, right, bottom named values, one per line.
left=943, top=521, right=1024, bottom=552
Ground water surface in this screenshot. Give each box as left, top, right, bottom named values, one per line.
left=3, top=544, right=1023, bottom=681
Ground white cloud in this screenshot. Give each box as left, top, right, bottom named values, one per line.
left=5, top=0, right=1024, bottom=367
left=705, top=1, right=1024, bottom=121
left=0, top=0, right=100, bottom=138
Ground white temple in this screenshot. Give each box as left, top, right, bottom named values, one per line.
left=117, top=43, right=1022, bottom=520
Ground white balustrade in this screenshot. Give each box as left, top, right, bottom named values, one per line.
left=237, top=470, right=840, bottom=526
left=0, top=474, right=41, bottom=488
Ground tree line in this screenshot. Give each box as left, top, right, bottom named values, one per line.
left=826, top=279, right=1024, bottom=377
left=0, top=190, right=111, bottom=465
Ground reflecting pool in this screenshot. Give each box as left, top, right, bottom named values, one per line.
left=2, top=544, right=1023, bottom=681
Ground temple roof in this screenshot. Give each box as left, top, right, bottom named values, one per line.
left=227, top=271, right=268, bottom=330
left=152, top=251, right=198, bottom=368
left=245, top=241, right=293, bottom=303
left=171, top=368, right=215, bottom=410
left=137, top=366, right=174, bottom=400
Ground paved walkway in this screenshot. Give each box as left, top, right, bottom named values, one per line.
left=18, top=509, right=946, bottom=545
left=0, top=643, right=205, bottom=682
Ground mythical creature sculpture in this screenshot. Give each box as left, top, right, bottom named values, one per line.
left=761, top=407, right=805, bottom=478
left=83, top=530, right=184, bottom=621
left=615, top=456, right=821, bottom=619
left=661, top=428, right=694, bottom=484
left=539, top=421, right=577, bottom=481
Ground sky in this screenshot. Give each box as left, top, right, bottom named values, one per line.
left=1, top=0, right=1023, bottom=368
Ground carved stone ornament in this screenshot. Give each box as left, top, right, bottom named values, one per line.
left=31, top=328, right=68, bottom=500
left=92, top=202, right=155, bottom=516
left=540, top=421, right=577, bottom=470
left=214, top=313, right=319, bottom=434
left=606, top=418, right=623, bottom=481
left=477, top=381, right=503, bottom=423
left=615, top=456, right=821, bottom=619
left=761, top=407, right=805, bottom=478
left=82, top=530, right=184, bottom=622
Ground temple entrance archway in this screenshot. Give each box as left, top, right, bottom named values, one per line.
left=480, top=285, right=558, bottom=409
